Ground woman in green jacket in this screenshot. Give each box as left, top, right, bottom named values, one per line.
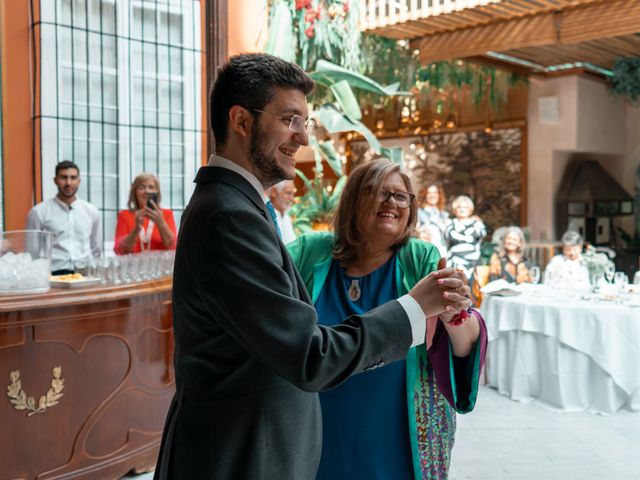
left=288, top=159, right=487, bottom=479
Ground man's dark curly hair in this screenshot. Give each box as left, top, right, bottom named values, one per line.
left=210, top=53, right=314, bottom=148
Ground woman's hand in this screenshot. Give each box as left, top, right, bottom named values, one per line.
left=409, top=258, right=472, bottom=318
left=134, top=209, right=146, bottom=231
left=144, top=200, right=176, bottom=249
left=144, top=200, right=165, bottom=226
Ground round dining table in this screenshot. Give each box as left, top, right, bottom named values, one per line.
left=481, top=284, right=640, bottom=415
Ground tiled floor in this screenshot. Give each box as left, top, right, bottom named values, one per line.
left=122, top=385, right=640, bottom=480
left=449, top=386, right=640, bottom=480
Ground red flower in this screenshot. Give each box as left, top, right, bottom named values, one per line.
left=295, top=0, right=312, bottom=10
left=305, top=24, right=315, bottom=38
left=343, top=1, right=349, bottom=14
left=304, top=10, right=316, bottom=23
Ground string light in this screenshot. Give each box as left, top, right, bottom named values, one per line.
left=445, top=114, right=457, bottom=129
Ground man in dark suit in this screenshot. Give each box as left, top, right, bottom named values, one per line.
left=154, top=53, right=471, bottom=479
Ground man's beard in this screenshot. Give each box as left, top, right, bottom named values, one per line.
left=57, top=186, right=78, bottom=198
left=248, top=125, right=292, bottom=188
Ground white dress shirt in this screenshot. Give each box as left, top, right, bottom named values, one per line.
left=208, top=154, right=427, bottom=347
left=26, top=196, right=102, bottom=272
left=543, top=254, right=590, bottom=290
left=275, top=209, right=297, bottom=245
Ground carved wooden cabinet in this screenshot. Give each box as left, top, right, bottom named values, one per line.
left=0, top=279, right=175, bottom=479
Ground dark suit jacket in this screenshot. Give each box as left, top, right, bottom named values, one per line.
left=154, top=166, right=413, bottom=479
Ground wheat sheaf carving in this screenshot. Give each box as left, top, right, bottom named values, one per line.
left=7, top=366, right=65, bottom=416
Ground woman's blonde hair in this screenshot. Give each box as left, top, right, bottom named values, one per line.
left=452, top=195, right=474, bottom=215
left=128, top=172, right=162, bottom=211
left=498, top=226, right=526, bottom=257
left=332, top=158, right=417, bottom=265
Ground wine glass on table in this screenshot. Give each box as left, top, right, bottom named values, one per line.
left=614, top=271, right=629, bottom=292
left=529, top=266, right=541, bottom=285
left=604, top=264, right=615, bottom=284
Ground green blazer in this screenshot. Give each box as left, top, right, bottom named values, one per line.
left=288, top=232, right=484, bottom=479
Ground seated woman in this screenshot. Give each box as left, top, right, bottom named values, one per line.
left=114, top=173, right=177, bottom=254
left=543, top=230, right=589, bottom=289
left=489, top=226, right=534, bottom=284
left=288, top=159, right=487, bottom=480
left=445, top=195, right=487, bottom=277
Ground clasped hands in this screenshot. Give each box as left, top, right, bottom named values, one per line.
left=408, top=257, right=472, bottom=325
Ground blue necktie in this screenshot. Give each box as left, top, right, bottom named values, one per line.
left=265, top=201, right=282, bottom=239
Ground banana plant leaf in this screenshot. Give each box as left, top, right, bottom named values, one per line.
left=329, top=80, right=362, bottom=122
left=295, top=168, right=317, bottom=205
left=310, top=60, right=409, bottom=97
left=317, top=140, right=343, bottom=177
left=381, top=146, right=404, bottom=165
left=309, top=137, right=325, bottom=177
left=264, top=1, right=295, bottom=63
left=314, top=104, right=382, bottom=153
left=330, top=175, right=347, bottom=205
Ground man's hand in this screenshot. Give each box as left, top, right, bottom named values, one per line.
left=408, top=257, right=471, bottom=318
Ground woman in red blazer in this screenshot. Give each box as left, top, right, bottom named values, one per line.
left=114, top=173, right=177, bottom=254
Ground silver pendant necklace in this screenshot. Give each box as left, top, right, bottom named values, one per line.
left=348, top=279, right=361, bottom=301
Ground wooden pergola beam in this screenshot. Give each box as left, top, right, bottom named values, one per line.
left=412, top=0, right=640, bottom=64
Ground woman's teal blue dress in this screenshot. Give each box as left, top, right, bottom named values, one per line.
left=315, top=255, right=414, bottom=480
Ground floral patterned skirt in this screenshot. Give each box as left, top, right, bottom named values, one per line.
left=415, top=355, right=457, bottom=479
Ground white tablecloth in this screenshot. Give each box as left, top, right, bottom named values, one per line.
left=481, top=285, right=640, bottom=414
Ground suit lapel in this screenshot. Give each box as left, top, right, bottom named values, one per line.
left=194, top=166, right=281, bottom=236
left=193, top=166, right=311, bottom=305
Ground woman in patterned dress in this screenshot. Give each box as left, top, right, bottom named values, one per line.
left=489, top=226, right=534, bottom=284
left=445, top=195, right=487, bottom=277
left=288, top=159, right=487, bottom=479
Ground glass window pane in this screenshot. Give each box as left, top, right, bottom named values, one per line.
left=169, top=12, right=182, bottom=44
left=158, top=11, right=170, bottom=44
left=89, top=0, right=116, bottom=34
left=170, top=177, right=184, bottom=206
left=42, top=0, right=202, bottom=246
left=73, top=29, right=88, bottom=62
left=59, top=27, right=72, bottom=61
left=104, top=210, right=117, bottom=243
left=72, top=0, right=88, bottom=26
left=143, top=43, right=157, bottom=73
left=170, top=48, right=181, bottom=74
left=104, top=143, right=118, bottom=175
left=567, top=202, right=585, bottom=216
left=104, top=176, right=118, bottom=209
left=89, top=175, right=104, bottom=208
left=142, top=7, right=157, bottom=40
left=59, top=0, right=73, bottom=25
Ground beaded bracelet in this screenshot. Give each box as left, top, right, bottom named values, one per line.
left=448, top=308, right=472, bottom=326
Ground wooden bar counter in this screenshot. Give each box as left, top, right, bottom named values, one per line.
left=0, top=278, right=175, bottom=480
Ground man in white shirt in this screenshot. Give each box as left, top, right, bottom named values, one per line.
left=267, top=179, right=297, bottom=244
left=26, top=160, right=102, bottom=274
